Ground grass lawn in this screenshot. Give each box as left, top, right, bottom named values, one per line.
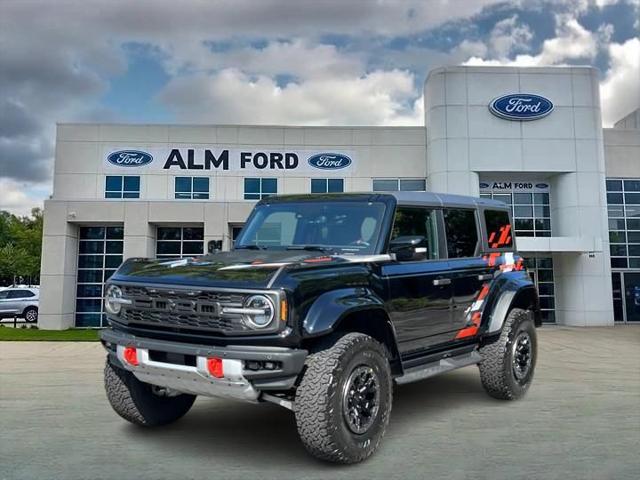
left=0, top=327, right=100, bottom=341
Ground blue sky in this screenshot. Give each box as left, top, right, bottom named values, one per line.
left=0, top=0, right=638, bottom=214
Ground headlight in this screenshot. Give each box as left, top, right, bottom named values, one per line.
left=104, top=285, right=127, bottom=315
left=242, top=295, right=275, bottom=329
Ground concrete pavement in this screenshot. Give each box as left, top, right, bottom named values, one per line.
left=1, top=326, right=639, bottom=480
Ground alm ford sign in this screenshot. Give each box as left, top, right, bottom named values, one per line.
left=489, top=94, right=553, bottom=121
left=307, top=153, right=352, bottom=170
left=107, top=150, right=154, bottom=167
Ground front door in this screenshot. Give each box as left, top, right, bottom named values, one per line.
left=623, top=272, right=640, bottom=322
left=382, top=206, right=452, bottom=356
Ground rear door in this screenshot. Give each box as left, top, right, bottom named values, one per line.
left=382, top=206, right=453, bottom=355
left=0, top=289, right=19, bottom=315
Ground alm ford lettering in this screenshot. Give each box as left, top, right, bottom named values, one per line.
left=489, top=94, right=553, bottom=121
left=163, top=150, right=299, bottom=170
left=307, top=153, right=352, bottom=170
left=107, top=150, right=153, bottom=167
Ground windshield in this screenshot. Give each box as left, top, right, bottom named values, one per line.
left=235, top=201, right=387, bottom=254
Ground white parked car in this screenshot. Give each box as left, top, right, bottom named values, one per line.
left=0, top=287, right=40, bottom=323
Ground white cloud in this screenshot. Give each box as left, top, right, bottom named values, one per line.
left=600, top=37, right=640, bottom=126
left=489, top=15, right=534, bottom=58
left=0, top=179, right=48, bottom=216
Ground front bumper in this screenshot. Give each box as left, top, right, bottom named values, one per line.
left=100, top=329, right=307, bottom=403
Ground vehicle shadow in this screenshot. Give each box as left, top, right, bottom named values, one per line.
left=124, top=367, right=493, bottom=467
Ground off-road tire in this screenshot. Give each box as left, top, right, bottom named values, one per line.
left=104, top=359, right=196, bottom=427
left=23, top=306, right=38, bottom=323
left=294, top=333, right=392, bottom=464
left=478, top=308, right=537, bottom=400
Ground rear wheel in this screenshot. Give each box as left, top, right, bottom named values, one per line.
left=23, top=307, right=38, bottom=323
left=478, top=308, right=537, bottom=400
left=104, top=359, right=196, bottom=427
left=294, top=333, right=392, bottom=464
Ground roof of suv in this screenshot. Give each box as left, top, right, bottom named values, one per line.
left=261, top=192, right=509, bottom=210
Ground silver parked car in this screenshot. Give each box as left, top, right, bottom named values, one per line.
left=0, top=287, right=39, bottom=323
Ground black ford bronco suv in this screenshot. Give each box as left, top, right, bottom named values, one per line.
left=101, top=192, right=540, bottom=463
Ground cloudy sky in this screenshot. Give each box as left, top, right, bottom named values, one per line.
left=1, top=0, right=638, bottom=215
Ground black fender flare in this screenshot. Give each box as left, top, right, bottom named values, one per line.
left=483, top=282, right=541, bottom=335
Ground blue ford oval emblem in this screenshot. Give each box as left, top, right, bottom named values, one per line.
left=107, top=150, right=153, bottom=167
left=479, top=182, right=490, bottom=189
left=489, top=94, right=554, bottom=121
left=308, top=153, right=352, bottom=170
left=535, top=183, right=549, bottom=189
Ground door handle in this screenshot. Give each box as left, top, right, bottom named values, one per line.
left=477, top=273, right=493, bottom=281
left=432, top=278, right=451, bottom=286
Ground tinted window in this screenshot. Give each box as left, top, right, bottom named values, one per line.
left=0, top=290, right=8, bottom=299
left=390, top=207, right=439, bottom=260
left=484, top=210, right=514, bottom=249
left=443, top=209, right=479, bottom=258
left=8, top=290, right=35, bottom=299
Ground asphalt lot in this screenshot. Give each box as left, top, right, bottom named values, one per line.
left=1, top=326, right=639, bottom=480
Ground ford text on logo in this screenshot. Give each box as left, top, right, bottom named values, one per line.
left=107, top=150, right=153, bottom=167
left=489, top=94, right=554, bottom=121
left=308, top=153, right=352, bottom=170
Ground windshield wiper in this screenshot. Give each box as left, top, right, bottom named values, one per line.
left=235, top=245, right=267, bottom=250
left=286, top=245, right=332, bottom=252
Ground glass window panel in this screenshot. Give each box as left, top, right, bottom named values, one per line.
left=75, top=313, right=102, bottom=327
left=373, top=179, right=399, bottom=191
left=183, top=227, right=204, bottom=240
left=535, top=219, right=551, bottom=231
left=538, top=231, right=551, bottom=237
left=105, top=241, right=123, bottom=254
left=628, top=245, right=640, bottom=256
left=628, top=219, right=640, bottom=230
left=105, top=191, right=122, bottom=199
left=513, top=193, right=532, bottom=204
left=261, top=178, right=277, bottom=194
left=540, top=311, right=555, bottom=323
left=175, top=177, right=191, bottom=192
left=193, top=192, right=209, bottom=200
left=538, top=283, right=554, bottom=296
left=244, top=178, right=260, bottom=194
left=311, top=178, right=326, bottom=193
left=515, top=219, right=534, bottom=230
left=609, top=219, right=626, bottom=230
left=628, top=232, right=640, bottom=243
left=193, top=177, right=209, bottom=192
left=157, top=227, right=181, bottom=240
left=105, top=255, right=123, bottom=268
left=104, top=270, right=116, bottom=282
left=610, top=245, right=627, bottom=256
left=518, top=231, right=535, bottom=237
left=175, top=192, right=191, bottom=200
left=77, top=269, right=103, bottom=283
left=538, top=270, right=554, bottom=282
left=78, top=255, right=103, bottom=269
left=624, top=193, right=640, bottom=205
left=533, top=193, right=549, bottom=204
left=183, top=242, right=204, bottom=255
left=444, top=209, right=479, bottom=257
left=76, top=298, right=103, bottom=312
left=609, top=231, right=626, bottom=243
left=480, top=194, right=491, bottom=199
left=540, top=297, right=555, bottom=309
left=607, top=193, right=624, bottom=204
left=606, top=179, right=623, bottom=191
left=492, top=194, right=512, bottom=205
left=536, top=258, right=553, bottom=269
left=328, top=179, right=344, bottom=193
left=76, top=284, right=103, bottom=298
left=623, top=180, right=640, bottom=192
left=79, top=241, right=104, bottom=254
left=123, top=176, right=140, bottom=192
left=245, top=193, right=261, bottom=200
left=122, top=192, right=139, bottom=199
left=533, top=205, right=550, bottom=217
left=105, top=176, right=122, bottom=191
left=513, top=206, right=533, bottom=217
left=611, top=257, right=627, bottom=268
left=156, top=241, right=181, bottom=255
left=106, top=227, right=124, bottom=239
left=626, top=206, right=640, bottom=218
left=399, top=179, right=426, bottom=191
left=629, top=258, right=640, bottom=268
left=523, top=258, right=535, bottom=269
left=608, top=206, right=625, bottom=217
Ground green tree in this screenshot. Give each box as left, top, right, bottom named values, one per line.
left=0, top=208, right=43, bottom=285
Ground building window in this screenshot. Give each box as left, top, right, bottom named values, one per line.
left=156, top=227, right=204, bottom=259
left=244, top=178, right=277, bottom=200
left=311, top=178, right=344, bottom=193
left=175, top=177, right=210, bottom=200
left=480, top=185, right=551, bottom=237
left=607, top=178, right=640, bottom=271
left=373, top=178, right=426, bottom=192
left=105, top=176, right=140, bottom=199
left=230, top=225, right=244, bottom=248
left=523, top=257, right=556, bottom=324
left=75, top=226, right=124, bottom=327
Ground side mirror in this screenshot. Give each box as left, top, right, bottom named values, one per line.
left=389, top=235, right=427, bottom=261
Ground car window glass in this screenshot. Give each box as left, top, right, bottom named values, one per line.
left=484, top=210, right=514, bottom=248
left=390, top=207, right=439, bottom=260
left=443, top=209, right=479, bottom=258
left=8, top=290, right=34, bottom=299
left=0, top=290, right=9, bottom=299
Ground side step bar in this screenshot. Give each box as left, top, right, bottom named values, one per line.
left=395, top=350, right=483, bottom=385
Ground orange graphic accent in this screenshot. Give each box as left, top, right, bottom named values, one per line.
left=488, top=232, right=496, bottom=243
left=455, top=311, right=482, bottom=339
left=490, top=224, right=512, bottom=248
left=303, top=256, right=333, bottom=263
left=477, top=284, right=490, bottom=300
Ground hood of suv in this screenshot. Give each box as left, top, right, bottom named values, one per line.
left=109, top=250, right=349, bottom=289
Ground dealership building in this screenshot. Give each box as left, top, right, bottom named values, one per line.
left=39, top=65, right=640, bottom=329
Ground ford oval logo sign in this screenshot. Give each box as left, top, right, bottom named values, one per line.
left=107, top=150, right=153, bottom=167
left=308, top=153, right=352, bottom=170
left=489, top=94, right=554, bottom=121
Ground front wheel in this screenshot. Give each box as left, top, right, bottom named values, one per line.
left=294, top=333, right=392, bottom=464
left=478, top=308, right=537, bottom=400
left=104, top=359, right=196, bottom=427
left=23, top=307, right=38, bottom=323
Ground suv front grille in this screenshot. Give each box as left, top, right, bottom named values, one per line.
left=119, top=286, right=251, bottom=334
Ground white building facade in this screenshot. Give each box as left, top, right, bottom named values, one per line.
left=39, top=65, right=640, bottom=329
